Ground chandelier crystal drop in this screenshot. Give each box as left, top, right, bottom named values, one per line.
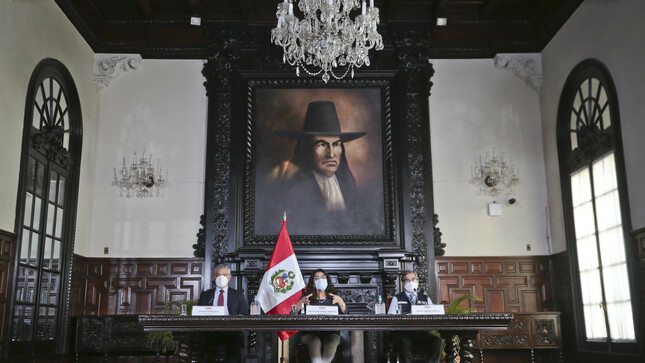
left=112, top=149, right=167, bottom=198
left=471, top=148, right=519, bottom=196
left=271, top=0, right=384, bottom=83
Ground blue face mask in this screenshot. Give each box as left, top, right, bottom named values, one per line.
left=315, top=278, right=328, bottom=291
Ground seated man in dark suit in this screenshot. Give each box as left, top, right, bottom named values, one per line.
left=197, top=264, right=249, bottom=362
left=388, top=271, right=444, bottom=363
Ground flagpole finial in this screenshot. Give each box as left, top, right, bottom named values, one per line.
left=283, top=211, right=287, bottom=222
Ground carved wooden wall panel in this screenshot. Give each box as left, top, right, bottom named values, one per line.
left=70, top=255, right=203, bottom=316
left=435, top=256, right=553, bottom=312
left=0, top=229, right=15, bottom=350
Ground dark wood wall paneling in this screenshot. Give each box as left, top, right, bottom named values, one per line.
left=435, top=256, right=553, bottom=313
left=0, top=229, right=15, bottom=351
left=70, top=255, right=203, bottom=316
left=70, top=255, right=556, bottom=315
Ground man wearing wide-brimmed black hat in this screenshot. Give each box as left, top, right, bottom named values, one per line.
left=272, top=101, right=367, bottom=232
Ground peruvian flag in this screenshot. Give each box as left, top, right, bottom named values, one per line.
left=257, top=220, right=305, bottom=341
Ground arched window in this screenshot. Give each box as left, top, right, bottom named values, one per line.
left=556, top=59, right=637, bottom=352
left=6, top=59, right=82, bottom=356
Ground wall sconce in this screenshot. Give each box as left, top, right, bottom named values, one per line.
left=471, top=148, right=519, bottom=196
left=113, top=148, right=167, bottom=198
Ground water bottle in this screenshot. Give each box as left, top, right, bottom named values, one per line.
left=251, top=295, right=262, bottom=315
left=375, top=295, right=386, bottom=314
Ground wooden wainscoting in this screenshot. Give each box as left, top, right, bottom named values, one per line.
left=70, top=255, right=203, bottom=315
left=0, top=228, right=16, bottom=351
left=435, top=256, right=553, bottom=312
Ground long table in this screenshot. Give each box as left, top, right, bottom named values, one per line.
left=139, top=313, right=513, bottom=362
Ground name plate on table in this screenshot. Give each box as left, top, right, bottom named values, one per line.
left=411, top=304, right=445, bottom=315
left=192, top=306, right=226, bottom=316
left=306, top=305, right=338, bottom=316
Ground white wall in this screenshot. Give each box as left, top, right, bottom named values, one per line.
left=0, top=0, right=99, bottom=251
left=430, top=59, right=550, bottom=256
left=88, top=60, right=207, bottom=257
left=540, top=0, right=645, bottom=253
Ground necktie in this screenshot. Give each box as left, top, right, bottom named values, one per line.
left=409, top=294, right=415, bottom=304
left=217, top=289, right=224, bottom=306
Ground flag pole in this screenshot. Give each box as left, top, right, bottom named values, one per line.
left=283, top=211, right=287, bottom=222
left=280, top=339, right=286, bottom=363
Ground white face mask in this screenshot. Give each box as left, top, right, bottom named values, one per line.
left=404, top=281, right=419, bottom=294
left=215, top=275, right=229, bottom=289
left=315, top=278, right=328, bottom=291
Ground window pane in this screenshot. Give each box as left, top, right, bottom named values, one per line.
left=603, top=263, right=631, bottom=302
left=52, top=240, right=61, bottom=271
left=33, top=197, right=42, bottom=230
left=32, top=104, right=42, bottom=129
left=30, top=233, right=39, bottom=266
left=579, top=269, right=603, bottom=305
left=55, top=207, right=64, bottom=238
left=573, top=201, right=594, bottom=238
left=570, top=113, right=579, bottom=150
left=17, top=267, right=37, bottom=303
left=598, top=227, right=626, bottom=266
left=24, top=192, right=33, bottom=227
left=592, top=154, right=617, bottom=194
left=48, top=171, right=58, bottom=202
left=43, top=237, right=53, bottom=269
left=15, top=266, right=27, bottom=301
left=40, top=272, right=51, bottom=305
left=607, top=301, right=635, bottom=341
left=576, top=235, right=599, bottom=270
left=12, top=305, right=34, bottom=341
left=46, top=203, right=55, bottom=236
left=583, top=304, right=607, bottom=339
left=20, top=229, right=31, bottom=262
left=48, top=273, right=60, bottom=304
left=36, top=309, right=55, bottom=341
left=571, top=168, right=591, bottom=206
left=58, top=175, right=65, bottom=203
left=595, top=191, right=621, bottom=231
left=598, top=87, right=610, bottom=129
left=579, top=268, right=607, bottom=339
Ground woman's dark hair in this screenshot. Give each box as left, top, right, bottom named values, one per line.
left=304, top=269, right=338, bottom=296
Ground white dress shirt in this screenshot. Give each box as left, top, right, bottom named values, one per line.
left=213, top=285, right=230, bottom=315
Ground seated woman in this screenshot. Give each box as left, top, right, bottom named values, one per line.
left=295, top=269, right=347, bottom=363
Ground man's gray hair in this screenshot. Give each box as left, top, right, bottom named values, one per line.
left=401, top=270, right=418, bottom=281
left=213, top=264, right=231, bottom=275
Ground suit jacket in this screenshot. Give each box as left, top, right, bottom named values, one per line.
left=197, top=287, right=249, bottom=315
left=394, top=291, right=430, bottom=314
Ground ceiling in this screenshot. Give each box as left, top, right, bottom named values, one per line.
left=54, top=0, right=583, bottom=59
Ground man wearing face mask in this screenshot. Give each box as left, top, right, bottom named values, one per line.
left=197, top=264, right=250, bottom=362
left=387, top=271, right=443, bottom=363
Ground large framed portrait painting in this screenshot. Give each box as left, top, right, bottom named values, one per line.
left=245, top=80, right=395, bottom=245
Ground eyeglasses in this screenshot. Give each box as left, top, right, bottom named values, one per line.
left=402, top=278, right=418, bottom=283
left=313, top=275, right=327, bottom=281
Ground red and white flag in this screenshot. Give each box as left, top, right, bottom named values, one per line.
left=257, top=220, right=305, bottom=341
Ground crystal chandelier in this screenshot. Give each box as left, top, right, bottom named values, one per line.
left=271, top=0, right=384, bottom=83
left=112, top=149, right=167, bottom=198
left=471, top=148, right=519, bottom=196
